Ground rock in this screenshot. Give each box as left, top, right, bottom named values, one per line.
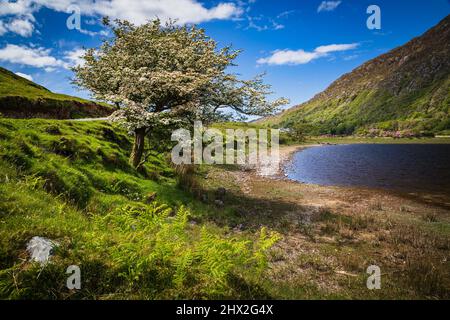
left=44, top=125, right=61, bottom=135
left=26, top=236, right=58, bottom=265
left=216, top=187, right=227, bottom=197
left=393, top=252, right=406, bottom=260
left=215, top=187, right=227, bottom=201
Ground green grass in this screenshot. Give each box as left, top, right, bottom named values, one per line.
left=0, top=67, right=113, bottom=119
left=0, top=67, right=94, bottom=104
left=0, top=118, right=279, bottom=299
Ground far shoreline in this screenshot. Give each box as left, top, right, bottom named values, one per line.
left=268, top=141, right=450, bottom=209
left=304, top=135, right=450, bottom=145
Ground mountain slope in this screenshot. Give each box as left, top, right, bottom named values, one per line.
left=0, top=67, right=113, bottom=119
left=263, top=15, right=450, bottom=136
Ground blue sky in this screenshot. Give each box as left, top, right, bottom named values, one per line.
left=0, top=0, right=449, bottom=111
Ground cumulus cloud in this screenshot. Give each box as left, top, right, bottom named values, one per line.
left=257, top=43, right=358, bottom=66
left=0, top=0, right=36, bottom=36
left=0, top=44, right=102, bottom=71
left=0, top=44, right=67, bottom=69
left=317, top=1, right=342, bottom=13
left=15, top=72, right=33, bottom=81
left=0, top=0, right=243, bottom=38
left=64, top=48, right=87, bottom=67
left=257, top=50, right=318, bottom=65
left=5, top=18, right=35, bottom=37
left=0, top=0, right=36, bottom=17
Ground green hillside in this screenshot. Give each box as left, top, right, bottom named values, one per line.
left=262, top=15, right=450, bottom=137
left=0, top=67, right=113, bottom=119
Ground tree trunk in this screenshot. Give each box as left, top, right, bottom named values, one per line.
left=130, top=127, right=146, bottom=168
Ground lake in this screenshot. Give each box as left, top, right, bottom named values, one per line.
left=285, top=144, right=450, bottom=195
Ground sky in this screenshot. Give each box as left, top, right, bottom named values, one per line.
left=0, top=0, right=449, bottom=113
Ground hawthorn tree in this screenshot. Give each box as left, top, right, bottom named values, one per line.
left=73, top=18, right=288, bottom=168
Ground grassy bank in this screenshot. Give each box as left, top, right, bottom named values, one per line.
left=0, top=119, right=279, bottom=299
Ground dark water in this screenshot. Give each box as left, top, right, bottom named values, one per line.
left=285, top=144, right=450, bottom=195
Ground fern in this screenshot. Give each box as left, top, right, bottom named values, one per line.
left=253, top=227, right=282, bottom=272
left=88, top=203, right=280, bottom=296
left=173, top=248, right=194, bottom=288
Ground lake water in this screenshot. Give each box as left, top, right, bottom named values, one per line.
left=285, top=144, right=450, bottom=195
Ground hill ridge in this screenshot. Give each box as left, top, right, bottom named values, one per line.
left=263, top=15, right=450, bottom=136
left=0, top=66, right=113, bottom=119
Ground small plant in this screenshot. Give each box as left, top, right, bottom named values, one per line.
left=403, top=256, right=449, bottom=299
left=399, top=205, right=411, bottom=212
left=253, top=227, right=282, bottom=272
left=369, top=201, right=383, bottom=211
left=422, top=212, right=439, bottom=223
left=174, top=164, right=203, bottom=197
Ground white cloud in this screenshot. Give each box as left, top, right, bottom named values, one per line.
left=15, top=72, right=34, bottom=81
left=81, top=0, right=242, bottom=25
left=245, top=15, right=285, bottom=32
left=6, top=18, right=35, bottom=37
left=0, top=44, right=98, bottom=71
left=257, top=50, right=318, bottom=65
left=317, top=1, right=342, bottom=13
left=0, top=44, right=67, bottom=68
left=44, top=67, right=56, bottom=72
left=314, top=43, right=359, bottom=53
left=257, top=43, right=359, bottom=66
left=277, top=10, right=295, bottom=19
left=0, top=0, right=243, bottom=38
left=64, top=48, right=87, bottom=67
left=0, top=0, right=35, bottom=17
left=0, top=0, right=36, bottom=36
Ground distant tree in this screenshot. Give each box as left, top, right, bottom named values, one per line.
left=73, top=18, right=288, bottom=168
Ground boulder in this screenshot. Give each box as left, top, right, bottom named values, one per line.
left=26, top=236, right=58, bottom=265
